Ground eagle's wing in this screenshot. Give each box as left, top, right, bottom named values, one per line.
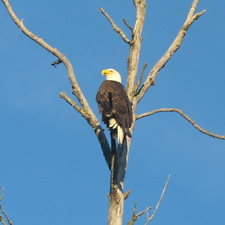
left=96, top=81, right=133, bottom=137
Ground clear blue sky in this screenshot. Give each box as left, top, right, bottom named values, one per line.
left=1, top=0, right=225, bottom=224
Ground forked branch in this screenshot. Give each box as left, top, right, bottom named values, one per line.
left=127, top=174, right=170, bottom=225
left=127, top=203, right=151, bottom=225
left=136, top=108, right=225, bottom=140
left=1, top=0, right=112, bottom=168
left=135, top=0, right=206, bottom=103
left=99, top=7, right=131, bottom=44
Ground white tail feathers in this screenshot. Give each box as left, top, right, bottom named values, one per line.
left=117, top=126, right=124, bottom=145
left=108, top=118, right=125, bottom=145
left=109, top=118, right=118, bottom=129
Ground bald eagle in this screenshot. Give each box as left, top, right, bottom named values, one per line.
left=96, top=69, right=133, bottom=145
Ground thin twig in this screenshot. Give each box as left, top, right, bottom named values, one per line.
left=0, top=205, right=13, bottom=225
left=124, top=189, right=131, bottom=200
left=0, top=187, right=6, bottom=225
left=136, top=207, right=151, bottom=220
left=99, top=7, right=131, bottom=44
left=127, top=202, right=152, bottom=225
left=145, top=174, right=171, bottom=224
left=0, top=187, right=4, bottom=202
left=60, top=92, right=83, bottom=114
left=135, top=0, right=206, bottom=103
left=51, top=59, right=62, bottom=67
left=133, top=62, right=148, bottom=96
left=123, top=19, right=133, bottom=31
left=136, top=108, right=225, bottom=140
left=132, top=202, right=138, bottom=217
left=0, top=187, right=13, bottom=225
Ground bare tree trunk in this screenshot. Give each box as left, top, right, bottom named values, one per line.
left=108, top=138, right=131, bottom=225
left=108, top=189, right=125, bottom=225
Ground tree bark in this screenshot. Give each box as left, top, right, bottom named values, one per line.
left=108, top=138, right=131, bottom=225
left=108, top=189, right=125, bottom=225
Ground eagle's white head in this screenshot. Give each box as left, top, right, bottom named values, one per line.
left=102, top=69, right=122, bottom=83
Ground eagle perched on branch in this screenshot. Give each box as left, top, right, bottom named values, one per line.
left=96, top=69, right=133, bottom=145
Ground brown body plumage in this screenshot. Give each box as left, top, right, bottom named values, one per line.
left=96, top=75, right=133, bottom=144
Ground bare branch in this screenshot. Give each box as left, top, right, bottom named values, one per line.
left=0, top=205, right=12, bottom=225
left=0, top=187, right=6, bottom=225
left=0, top=187, right=13, bottom=225
left=188, top=0, right=203, bottom=18
left=136, top=108, right=225, bottom=140
left=127, top=202, right=152, bottom=225
left=132, top=202, right=138, bottom=218
left=135, top=0, right=206, bottom=103
left=127, top=174, right=170, bottom=225
left=60, top=92, right=83, bottom=114
left=60, top=92, right=112, bottom=168
left=124, top=189, right=131, bottom=200
left=1, top=0, right=96, bottom=120
left=123, top=19, right=133, bottom=31
left=145, top=174, right=171, bottom=224
left=0, top=214, right=7, bottom=225
left=1, top=0, right=112, bottom=168
left=0, top=187, right=4, bottom=202
left=99, top=7, right=130, bottom=44
left=133, top=62, right=148, bottom=96
left=51, top=59, right=62, bottom=68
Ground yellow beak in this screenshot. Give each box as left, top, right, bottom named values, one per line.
left=102, top=69, right=111, bottom=76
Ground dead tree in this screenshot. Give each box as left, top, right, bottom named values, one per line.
left=1, top=0, right=224, bottom=224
